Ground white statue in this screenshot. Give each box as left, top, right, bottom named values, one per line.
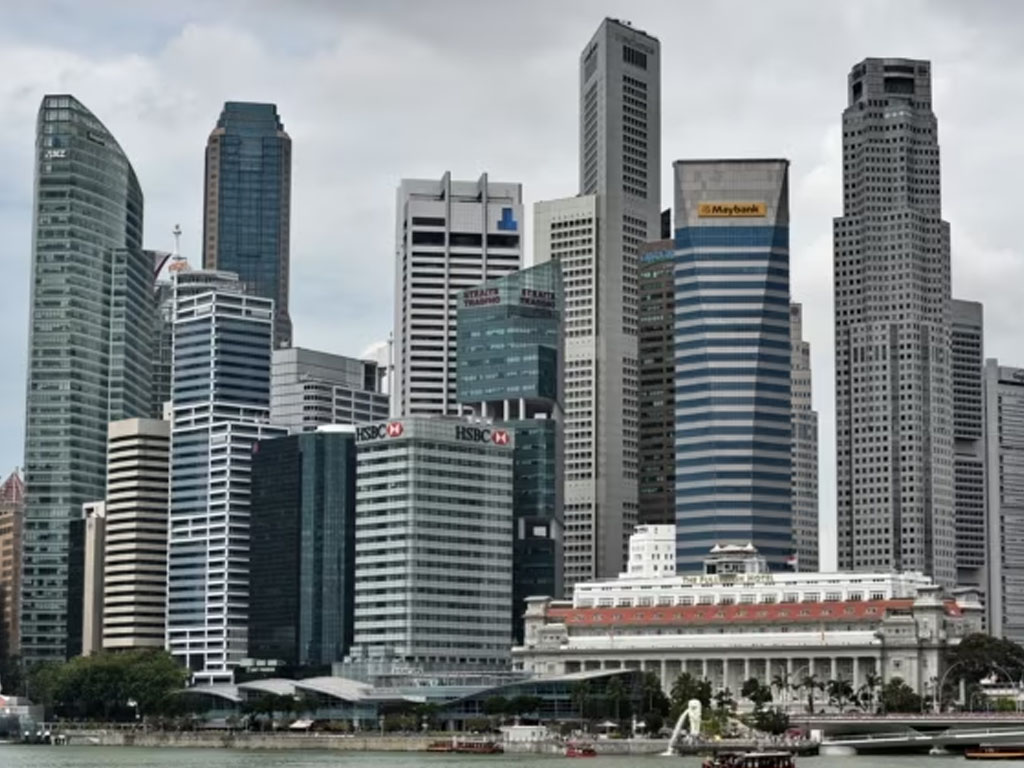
left=686, top=698, right=702, bottom=736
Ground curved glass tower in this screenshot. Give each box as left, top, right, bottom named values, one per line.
left=22, top=95, right=150, bottom=662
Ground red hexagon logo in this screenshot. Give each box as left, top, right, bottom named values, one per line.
left=386, top=422, right=404, bottom=438
left=491, top=429, right=510, bottom=446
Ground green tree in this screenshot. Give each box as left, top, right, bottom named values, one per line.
left=483, top=695, right=509, bottom=717
left=879, top=677, right=923, bottom=713
left=741, top=678, right=773, bottom=710
left=669, top=672, right=711, bottom=718
left=570, top=681, right=591, bottom=727
left=946, top=633, right=1024, bottom=686
left=798, top=673, right=824, bottom=714
left=605, top=676, right=628, bottom=724
left=640, top=671, right=670, bottom=717
left=713, top=687, right=736, bottom=716
left=643, top=710, right=664, bottom=735
left=826, top=679, right=854, bottom=712
left=857, top=672, right=882, bottom=713
left=751, top=706, right=790, bottom=736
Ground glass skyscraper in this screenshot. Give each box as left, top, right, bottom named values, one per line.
left=672, top=160, right=792, bottom=572
left=22, top=95, right=153, bottom=662
left=203, top=102, right=292, bottom=349
left=456, top=261, right=563, bottom=638
left=249, top=428, right=357, bottom=670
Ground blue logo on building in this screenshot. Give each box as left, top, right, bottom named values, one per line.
left=497, top=207, right=518, bottom=232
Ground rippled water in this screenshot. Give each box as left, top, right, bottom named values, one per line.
left=0, top=746, right=970, bottom=768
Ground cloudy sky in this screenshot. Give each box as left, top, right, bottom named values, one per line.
left=1, top=0, right=1021, bottom=568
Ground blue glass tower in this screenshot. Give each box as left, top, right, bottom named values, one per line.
left=203, top=102, right=292, bottom=348
left=673, top=160, right=792, bottom=572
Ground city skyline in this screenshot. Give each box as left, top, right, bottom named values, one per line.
left=2, top=3, right=1024, bottom=571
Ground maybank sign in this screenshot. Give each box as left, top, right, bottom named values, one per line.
left=698, top=202, right=767, bottom=218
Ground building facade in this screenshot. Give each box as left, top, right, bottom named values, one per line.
left=456, top=261, right=564, bottom=641
left=22, top=95, right=153, bottom=663
left=833, top=59, right=955, bottom=587
left=790, top=304, right=819, bottom=571
left=166, top=272, right=286, bottom=683
left=626, top=524, right=675, bottom=577
left=203, top=102, right=292, bottom=348
left=350, top=418, right=514, bottom=670
left=80, top=501, right=106, bottom=656
left=514, top=546, right=983, bottom=699
left=984, top=361, right=1024, bottom=643
left=638, top=239, right=676, bottom=526
left=249, top=428, right=358, bottom=669
left=951, top=300, right=986, bottom=596
left=673, top=160, right=792, bottom=572
left=392, top=173, right=523, bottom=418
left=103, top=418, right=170, bottom=650
left=271, top=348, right=388, bottom=433
left=0, top=471, right=24, bottom=660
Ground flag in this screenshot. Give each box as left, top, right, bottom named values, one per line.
left=786, top=553, right=799, bottom=570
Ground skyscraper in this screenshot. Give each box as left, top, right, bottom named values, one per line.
left=203, top=102, right=292, bottom=349
left=951, top=300, right=985, bottom=595
left=22, top=95, right=153, bottom=663
left=392, top=172, right=523, bottom=418
left=833, top=59, right=955, bottom=587
left=249, top=428, right=357, bottom=669
left=0, top=470, right=24, bottom=661
left=165, top=271, right=286, bottom=682
left=790, top=303, right=819, bottom=571
left=672, top=160, right=792, bottom=572
left=531, top=17, right=660, bottom=587
left=456, top=261, right=564, bottom=641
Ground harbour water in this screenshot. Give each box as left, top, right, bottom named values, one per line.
left=0, top=747, right=974, bottom=767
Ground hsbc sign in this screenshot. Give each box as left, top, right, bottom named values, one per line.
left=355, top=422, right=404, bottom=442
left=355, top=420, right=512, bottom=447
left=454, top=425, right=511, bottom=446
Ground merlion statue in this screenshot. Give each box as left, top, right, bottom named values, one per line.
left=687, top=698, right=702, bottom=736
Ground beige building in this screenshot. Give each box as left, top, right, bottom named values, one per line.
left=81, top=501, right=106, bottom=656
left=0, top=470, right=24, bottom=659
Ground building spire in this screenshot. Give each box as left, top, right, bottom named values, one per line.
left=169, top=224, right=189, bottom=273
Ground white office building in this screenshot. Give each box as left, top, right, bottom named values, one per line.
left=350, top=417, right=514, bottom=670
left=625, top=524, right=675, bottom=577
left=391, top=173, right=523, bottom=418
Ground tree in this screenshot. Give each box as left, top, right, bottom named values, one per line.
left=508, top=695, right=542, bottom=718
left=947, top=633, right=1024, bottom=686
left=605, top=676, right=628, bottom=724
left=879, top=677, right=923, bottom=713
left=713, top=687, right=736, bottom=716
left=670, top=672, right=711, bottom=718
left=751, top=706, right=790, bottom=736
left=570, top=681, right=592, bottom=727
left=640, top=672, right=670, bottom=717
left=483, top=695, right=509, bottom=717
left=741, top=678, right=773, bottom=710
left=798, top=673, right=824, bottom=714
left=826, top=679, right=854, bottom=712
left=643, top=710, right=664, bottom=735
left=857, top=672, right=882, bottom=713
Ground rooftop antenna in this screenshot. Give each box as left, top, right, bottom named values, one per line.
left=169, top=224, right=189, bottom=273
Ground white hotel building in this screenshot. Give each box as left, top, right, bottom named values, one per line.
left=514, top=544, right=983, bottom=697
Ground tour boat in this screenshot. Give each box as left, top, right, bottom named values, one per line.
left=565, top=741, right=597, bottom=757
left=966, top=746, right=1024, bottom=760
left=702, top=751, right=795, bottom=768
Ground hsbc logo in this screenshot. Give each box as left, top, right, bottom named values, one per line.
left=355, top=422, right=404, bottom=442
left=454, top=425, right=512, bottom=446
left=491, top=430, right=510, bottom=445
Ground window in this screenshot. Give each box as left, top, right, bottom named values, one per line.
left=623, top=45, right=647, bottom=70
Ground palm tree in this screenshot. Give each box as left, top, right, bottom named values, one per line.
left=858, top=672, right=882, bottom=713
left=826, top=679, right=854, bottom=712
left=799, top=674, right=823, bottom=714
left=571, top=681, right=592, bottom=730
left=605, top=676, right=628, bottom=726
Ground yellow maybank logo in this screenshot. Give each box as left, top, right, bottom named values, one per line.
left=698, top=202, right=767, bottom=218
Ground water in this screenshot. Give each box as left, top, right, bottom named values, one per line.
left=0, top=747, right=973, bottom=768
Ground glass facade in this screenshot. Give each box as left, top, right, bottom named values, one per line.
left=672, top=160, right=792, bottom=573
left=22, top=95, right=153, bottom=663
left=203, top=102, right=292, bottom=348
left=456, top=261, right=563, bottom=639
left=249, top=430, right=357, bottom=670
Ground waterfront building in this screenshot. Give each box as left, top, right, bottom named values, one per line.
left=22, top=95, right=154, bottom=663
left=102, top=418, right=171, bottom=650
left=249, top=427, right=358, bottom=669
left=0, top=471, right=24, bottom=660
left=626, top=524, right=675, bottom=577
left=790, top=304, right=819, bottom=571
left=166, top=271, right=286, bottom=683
left=271, top=348, right=388, bottom=433
left=514, top=544, right=983, bottom=698
left=456, top=261, right=564, bottom=641
left=350, top=417, right=514, bottom=670
left=672, top=159, right=792, bottom=572
left=392, top=173, right=523, bottom=418
left=984, top=361, right=1024, bottom=643
left=834, top=59, right=955, bottom=587
left=638, top=239, right=676, bottom=526
left=203, top=102, right=292, bottom=348
left=951, top=301, right=986, bottom=598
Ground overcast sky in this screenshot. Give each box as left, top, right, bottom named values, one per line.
left=1, top=0, right=1021, bottom=569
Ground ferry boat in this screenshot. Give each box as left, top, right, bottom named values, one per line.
left=426, top=739, right=503, bottom=754
left=701, top=751, right=795, bottom=768
left=965, top=745, right=1024, bottom=760
left=565, top=741, right=597, bottom=757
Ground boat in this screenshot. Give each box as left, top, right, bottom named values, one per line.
left=702, top=752, right=795, bottom=768
left=566, top=741, right=597, bottom=757
left=966, top=746, right=1024, bottom=760
left=426, top=739, right=503, bottom=754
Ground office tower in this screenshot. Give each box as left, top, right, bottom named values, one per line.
left=834, top=59, right=955, bottom=587
left=456, top=261, right=564, bottom=642
left=103, top=418, right=170, bottom=650
left=203, top=102, right=292, bottom=348
left=0, top=470, right=24, bottom=660
left=984, top=361, right=1024, bottom=641
left=249, top=427, right=357, bottom=669
left=952, top=301, right=986, bottom=595
left=166, top=271, right=286, bottom=683
left=351, top=418, right=514, bottom=670
left=392, top=172, right=523, bottom=418
left=790, top=303, right=819, bottom=571
left=271, top=348, right=389, bottom=432
left=673, top=160, right=792, bottom=572
left=151, top=280, right=175, bottom=418
left=22, top=95, right=154, bottom=663
left=638, top=238, right=676, bottom=525
left=79, top=501, right=106, bottom=656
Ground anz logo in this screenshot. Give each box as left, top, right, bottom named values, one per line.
left=497, top=207, right=518, bottom=232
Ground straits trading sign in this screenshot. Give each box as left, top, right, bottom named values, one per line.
left=697, top=202, right=767, bottom=218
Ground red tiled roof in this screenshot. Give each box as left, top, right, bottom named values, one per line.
left=547, top=598, right=961, bottom=627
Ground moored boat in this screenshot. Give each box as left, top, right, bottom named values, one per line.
left=566, top=740, right=597, bottom=757
left=702, top=751, right=795, bottom=768
left=966, top=745, right=1024, bottom=760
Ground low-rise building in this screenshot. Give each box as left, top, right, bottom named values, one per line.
left=514, top=545, right=983, bottom=698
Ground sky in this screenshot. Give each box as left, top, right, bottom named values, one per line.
left=1, top=0, right=1022, bottom=570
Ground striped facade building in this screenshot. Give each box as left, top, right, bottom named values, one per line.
left=673, top=160, right=792, bottom=572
